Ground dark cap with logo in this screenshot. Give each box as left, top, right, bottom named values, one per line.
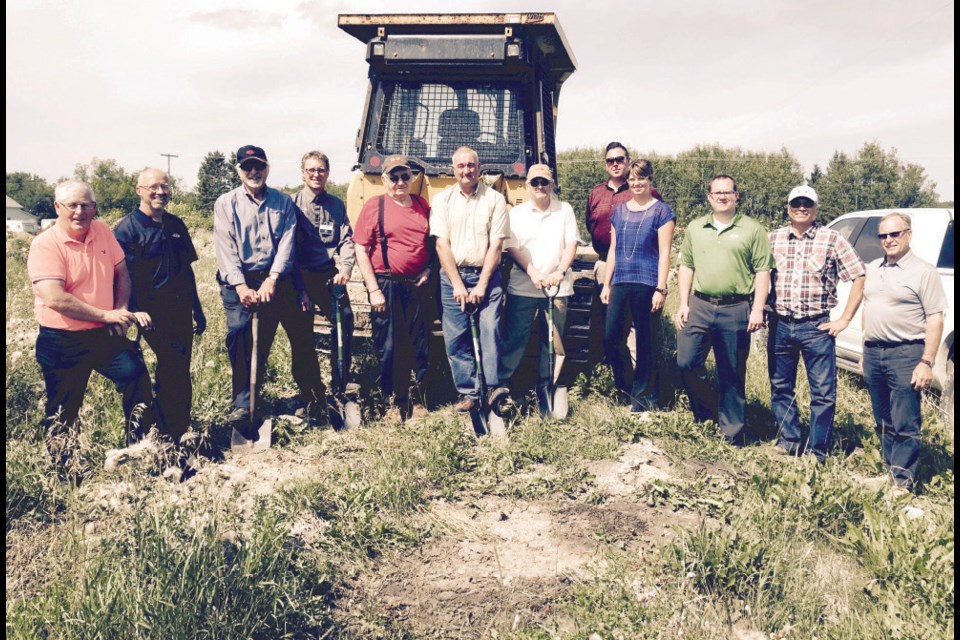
left=236, top=145, right=268, bottom=166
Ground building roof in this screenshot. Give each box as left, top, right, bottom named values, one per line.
left=6, top=195, right=24, bottom=209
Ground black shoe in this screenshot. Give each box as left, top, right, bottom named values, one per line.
left=487, top=387, right=514, bottom=416
left=455, top=396, right=477, bottom=412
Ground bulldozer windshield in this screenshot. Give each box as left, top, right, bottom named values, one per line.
left=370, top=80, right=525, bottom=172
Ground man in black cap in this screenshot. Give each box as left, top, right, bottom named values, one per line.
left=213, top=145, right=325, bottom=433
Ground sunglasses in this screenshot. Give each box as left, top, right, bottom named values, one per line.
left=605, top=156, right=626, bottom=165
left=789, top=198, right=816, bottom=209
left=529, top=178, right=551, bottom=188
left=388, top=173, right=412, bottom=184
left=877, top=229, right=910, bottom=240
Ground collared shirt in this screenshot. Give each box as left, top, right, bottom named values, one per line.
left=769, top=223, right=865, bottom=318
left=213, top=185, right=297, bottom=287
left=585, top=181, right=632, bottom=260
left=27, top=220, right=125, bottom=330
left=113, top=208, right=199, bottom=311
left=505, top=196, right=579, bottom=297
left=292, top=189, right=356, bottom=275
left=611, top=200, right=676, bottom=287
left=863, top=250, right=947, bottom=342
left=680, top=212, right=774, bottom=296
left=430, top=182, right=509, bottom=267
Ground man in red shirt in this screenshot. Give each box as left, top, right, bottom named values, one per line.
left=27, top=180, right=155, bottom=474
left=354, top=156, right=433, bottom=421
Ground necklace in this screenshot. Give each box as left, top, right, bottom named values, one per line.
left=624, top=201, right=656, bottom=260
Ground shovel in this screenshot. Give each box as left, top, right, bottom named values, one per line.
left=539, top=284, right=568, bottom=419
left=464, top=301, right=506, bottom=438
left=232, top=309, right=271, bottom=452
left=328, top=282, right=362, bottom=431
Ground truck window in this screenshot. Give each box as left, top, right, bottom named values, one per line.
left=829, top=217, right=860, bottom=243
left=852, top=216, right=884, bottom=263
left=937, top=219, right=954, bottom=269
left=375, top=81, right=523, bottom=167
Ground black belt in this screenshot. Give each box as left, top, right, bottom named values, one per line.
left=864, top=339, right=925, bottom=348
left=375, top=272, right=420, bottom=283
left=458, top=265, right=483, bottom=274
left=775, top=313, right=828, bottom=324
left=694, top=291, right=751, bottom=306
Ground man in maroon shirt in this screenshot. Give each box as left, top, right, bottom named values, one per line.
left=585, top=143, right=635, bottom=376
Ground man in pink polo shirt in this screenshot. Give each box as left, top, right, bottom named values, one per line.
left=27, top=180, right=155, bottom=471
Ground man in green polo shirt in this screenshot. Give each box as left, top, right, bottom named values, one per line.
left=674, top=174, right=773, bottom=443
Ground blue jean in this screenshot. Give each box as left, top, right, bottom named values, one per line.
left=498, top=294, right=568, bottom=385
left=676, top=296, right=751, bottom=441
left=440, top=269, right=502, bottom=398
left=604, top=283, right=656, bottom=408
left=35, top=326, right=155, bottom=450
left=863, top=341, right=924, bottom=489
left=767, top=315, right=836, bottom=460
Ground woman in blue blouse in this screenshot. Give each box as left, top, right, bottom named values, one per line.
left=600, top=159, right=676, bottom=411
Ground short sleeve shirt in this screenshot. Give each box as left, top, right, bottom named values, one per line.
left=680, top=212, right=774, bottom=296
left=27, top=220, right=125, bottom=330
left=505, top=197, right=579, bottom=297
left=113, top=208, right=198, bottom=310
left=768, top=223, right=865, bottom=318
left=430, top=183, right=509, bottom=267
left=354, top=195, right=431, bottom=276
left=585, top=181, right=632, bottom=260
left=863, top=251, right=947, bottom=342
left=610, top=200, right=676, bottom=287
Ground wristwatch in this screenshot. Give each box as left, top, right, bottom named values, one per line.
left=268, top=273, right=280, bottom=281
left=920, top=358, right=933, bottom=367
left=655, top=287, right=668, bottom=295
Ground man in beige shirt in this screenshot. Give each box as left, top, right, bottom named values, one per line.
left=431, top=146, right=509, bottom=411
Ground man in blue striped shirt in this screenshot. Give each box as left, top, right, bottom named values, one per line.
left=213, top=145, right=324, bottom=434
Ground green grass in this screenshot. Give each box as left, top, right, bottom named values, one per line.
left=5, top=230, right=954, bottom=638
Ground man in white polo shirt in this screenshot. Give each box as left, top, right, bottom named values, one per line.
left=498, top=164, right=579, bottom=399
left=862, top=212, right=946, bottom=492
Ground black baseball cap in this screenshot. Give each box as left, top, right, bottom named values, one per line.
left=236, top=145, right=268, bottom=166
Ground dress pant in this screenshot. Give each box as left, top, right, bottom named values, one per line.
left=140, top=297, right=195, bottom=441
left=498, top=293, right=568, bottom=386
left=35, top=326, right=154, bottom=462
left=220, top=273, right=324, bottom=411
left=676, top=296, right=751, bottom=441
left=300, top=267, right=354, bottom=392
left=371, top=275, right=430, bottom=405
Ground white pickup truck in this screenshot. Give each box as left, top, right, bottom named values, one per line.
left=826, top=208, right=954, bottom=427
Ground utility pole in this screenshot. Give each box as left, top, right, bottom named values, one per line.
left=160, top=153, right=179, bottom=175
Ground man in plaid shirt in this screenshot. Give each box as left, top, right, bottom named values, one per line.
left=767, top=185, right=865, bottom=460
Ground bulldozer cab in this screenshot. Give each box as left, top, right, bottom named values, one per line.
left=338, top=13, right=577, bottom=224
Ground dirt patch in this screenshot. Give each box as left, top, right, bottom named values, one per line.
left=354, top=438, right=699, bottom=637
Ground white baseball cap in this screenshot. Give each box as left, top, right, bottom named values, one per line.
left=787, top=185, right=818, bottom=204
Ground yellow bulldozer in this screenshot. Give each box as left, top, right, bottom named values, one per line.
left=332, top=12, right=598, bottom=397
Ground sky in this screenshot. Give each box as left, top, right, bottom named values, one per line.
left=6, top=0, right=955, bottom=201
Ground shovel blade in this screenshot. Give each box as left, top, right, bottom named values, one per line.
left=231, top=418, right=272, bottom=453
left=551, top=386, right=569, bottom=420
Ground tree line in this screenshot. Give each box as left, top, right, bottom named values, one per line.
left=7, top=142, right=945, bottom=228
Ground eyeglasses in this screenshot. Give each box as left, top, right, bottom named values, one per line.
left=605, top=156, right=627, bottom=165
left=710, top=191, right=737, bottom=197
left=789, top=198, right=816, bottom=209
left=529, top=178, right=551, bottom=188
left=388, top=173, right=411, bottom=184
left=304, top=167, right=328, bottom=175
left=138, top=183, right=171, bottom=193
left=877, top=229, right=910, bottom=240
left=57, top=201, right=96, bottom=212
left=238, top=162, right=266, bottom=172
